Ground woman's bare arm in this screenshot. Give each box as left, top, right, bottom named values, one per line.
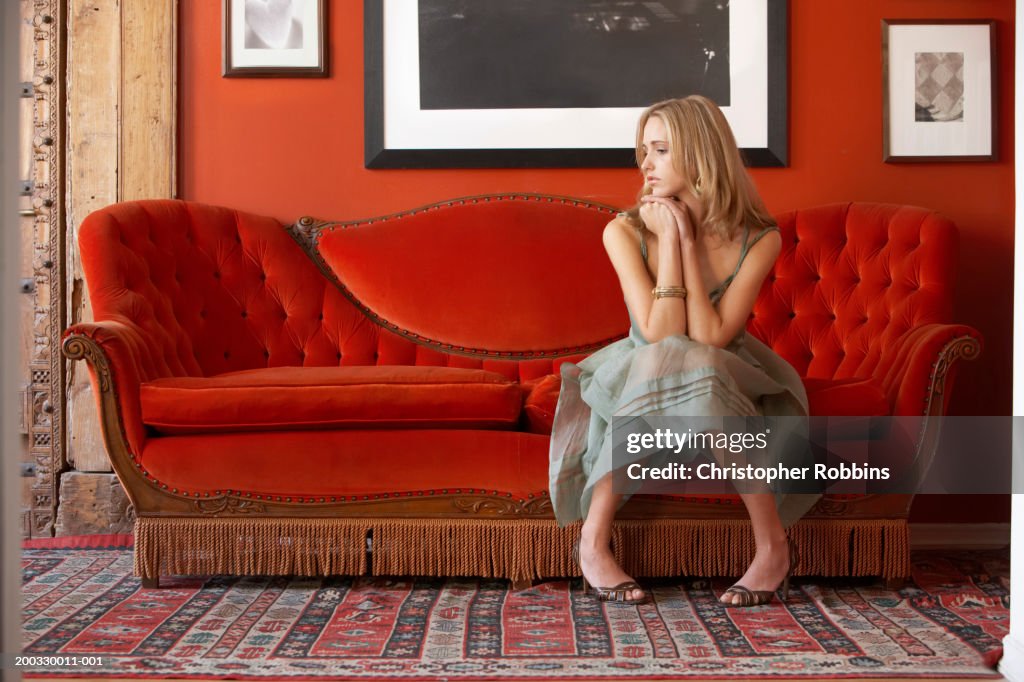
left=602, top=212, right=687, bottom=343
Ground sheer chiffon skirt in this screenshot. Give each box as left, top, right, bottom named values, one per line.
left=548, top=327, right=821, bottom=527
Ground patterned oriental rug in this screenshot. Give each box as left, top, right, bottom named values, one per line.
left=20, top=536, right=1006, bottom=680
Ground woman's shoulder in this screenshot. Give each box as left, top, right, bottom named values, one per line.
left=603, top=213, right=638, bottom=242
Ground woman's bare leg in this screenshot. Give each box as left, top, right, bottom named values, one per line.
left=579, top=474, right=645, bottom=601
left=720, top=492, right=791, bottom=604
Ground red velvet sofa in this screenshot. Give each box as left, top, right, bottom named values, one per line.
left=62, top=195, right=981, bottom=588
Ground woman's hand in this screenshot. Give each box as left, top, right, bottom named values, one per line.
left=642, top=196, right=695, bottom=245
left=638, top=201, right=680, bottom=239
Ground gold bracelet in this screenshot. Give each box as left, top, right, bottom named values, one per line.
left=652, top=286, right=687, bottom=299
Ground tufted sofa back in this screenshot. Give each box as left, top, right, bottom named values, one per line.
left=78, top=200, right=365, bottom=379
left=753, top=203, right=957, bottom=380
left=77, top=199, right=610, bottom=384
left=78, top=199, right=957, bottom=386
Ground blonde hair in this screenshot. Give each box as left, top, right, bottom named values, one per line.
left=624, top=95, right=775, bottom=241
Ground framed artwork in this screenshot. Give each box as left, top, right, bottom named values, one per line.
left=223, top=0, right=328, bottom=77
left=365, top=0, right=788, bottom=169
left=882, top=20, right=996, bottom=162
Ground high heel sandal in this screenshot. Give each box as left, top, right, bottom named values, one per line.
left=573, top=540, right=649, bottom=605
left=721, top=535, right=799, bottom=608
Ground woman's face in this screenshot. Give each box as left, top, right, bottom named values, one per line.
left=640, top=115, right=686, bottom=198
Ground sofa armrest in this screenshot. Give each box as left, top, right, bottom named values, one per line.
left=875, top=323, right=982, bottom=416
left=62, top=319, right=157, bottom=458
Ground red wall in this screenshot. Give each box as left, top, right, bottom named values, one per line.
left=179, top=1, right=1015, bottom=523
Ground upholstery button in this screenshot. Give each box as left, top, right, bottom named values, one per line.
left=241, top=311, right=247, bottom=318
left=336, top=352, right=342, bottom=360
left=788, top=312, right=796, bottom=318
left=199, top=310, right=207, bottom=318
left=828, top=313, right=836, bottom=320
left=318, top=313, right=324, bottom=321
left=213, top=271, right=221, bottom=279
left=259, top=273, right=267, bottom=281
left=223, top=351, right=230, bottom=359
left=264, top=350, right=270, bottom=358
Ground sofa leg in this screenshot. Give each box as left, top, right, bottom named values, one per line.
left=510, top=578, right=534, bottom=591
left=884, top=576, right=907, bottom=590
left=141, top=577, right=160, bottom=589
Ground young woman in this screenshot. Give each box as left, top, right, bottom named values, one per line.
left=548, top=96, right=818, bottom=607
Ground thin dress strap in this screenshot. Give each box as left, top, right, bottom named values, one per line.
left=743, top=224, right=780, bottom=255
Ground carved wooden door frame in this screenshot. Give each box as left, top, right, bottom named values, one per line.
left=22, top=0, right=66, bottom=538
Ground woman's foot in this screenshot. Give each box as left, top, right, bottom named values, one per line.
left=719, top=536, right=791, bottom=605
left=578, top=529, right=646, bottom=603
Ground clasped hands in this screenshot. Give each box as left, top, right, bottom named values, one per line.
left=638, top=195, right=695, bottom=244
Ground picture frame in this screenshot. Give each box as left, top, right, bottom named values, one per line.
left=882, top=19, right=996, bottom=162
left=223, top=0, right=327, bottom=78
left=365, top=0, right=788, bottom=169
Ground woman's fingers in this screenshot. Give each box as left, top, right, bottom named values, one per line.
left=643, top=197, right=692, bottom=239
left=644, top=204, right=679, bottom=236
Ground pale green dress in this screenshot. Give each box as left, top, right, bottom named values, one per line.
left=548, top=224, right=820, bottom=527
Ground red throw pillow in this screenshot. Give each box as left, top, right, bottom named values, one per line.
left=523, top=373, right=562, bottom=434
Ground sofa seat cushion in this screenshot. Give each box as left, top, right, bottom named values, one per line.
left=140, top=366, right=522, bottom=434
left=803, top=377, right=890, bottom=417
left=140, top=429, right=549, bottom=498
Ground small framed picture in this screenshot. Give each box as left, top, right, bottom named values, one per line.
left=223, top=0, right=328, bottom=77
left=882, top=19, right=996, bottom=162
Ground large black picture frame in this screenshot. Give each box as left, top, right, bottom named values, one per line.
left=365, top=0, right=788, bottom=169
